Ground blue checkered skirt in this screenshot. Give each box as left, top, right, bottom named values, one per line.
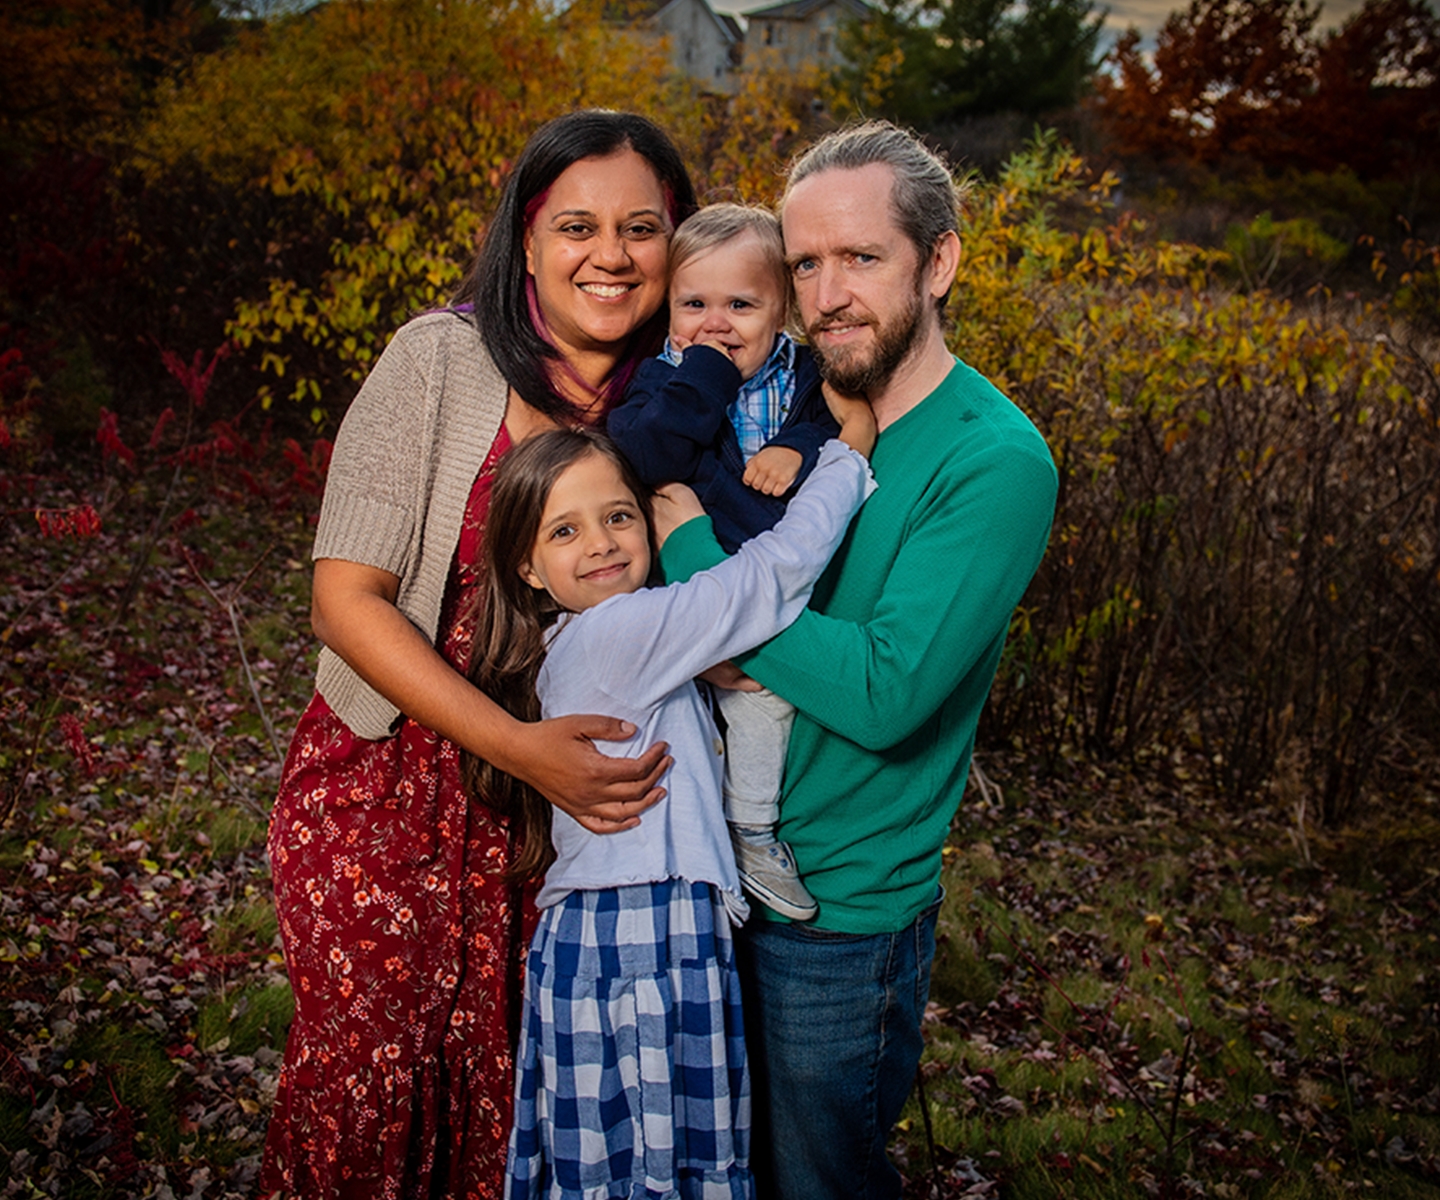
left=506, top=879, right=752, bottom=1200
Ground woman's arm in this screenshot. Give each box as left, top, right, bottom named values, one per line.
left=311, top=559, right=670, bottom=831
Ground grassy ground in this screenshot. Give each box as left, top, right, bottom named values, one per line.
left=2, top=448, right=1437, bottom=1198
left=893, top=763, right=1440, bottom=1198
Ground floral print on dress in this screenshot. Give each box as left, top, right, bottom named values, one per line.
left=262, top=429, right=536, bottom=1200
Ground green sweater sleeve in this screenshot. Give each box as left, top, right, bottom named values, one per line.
left=661, top=440, right=1056, bottom=752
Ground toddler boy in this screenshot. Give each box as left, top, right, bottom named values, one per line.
left=609, top=204, right=863, bottom=921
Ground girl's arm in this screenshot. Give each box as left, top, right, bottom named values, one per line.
left=311, top=559, right=670, bottom=831
left=552, top=441, right=875, bottom=716
left=660, top=440, right=1058, bottom=752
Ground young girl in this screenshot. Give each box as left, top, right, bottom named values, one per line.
left=465, top=419, right=875, bottom=1199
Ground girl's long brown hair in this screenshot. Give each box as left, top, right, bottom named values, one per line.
left=461, top=428, right=655, bottom=882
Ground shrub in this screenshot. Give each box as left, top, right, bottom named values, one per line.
left=964, top=134, right=1439, bottom=823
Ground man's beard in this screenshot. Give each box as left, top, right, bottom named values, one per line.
left=807, top=286, right=926, bottom=396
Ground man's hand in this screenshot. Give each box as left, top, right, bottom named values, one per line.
left=652, top=482, right=707, bottom=547
left=822, top=381, right=878, bottom=458
left=509, top=715, right=672, bottom=834
left=743, top=445, right=803, bottom=496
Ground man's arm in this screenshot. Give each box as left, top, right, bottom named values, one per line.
left=661, top=443, right=1056, bottom=751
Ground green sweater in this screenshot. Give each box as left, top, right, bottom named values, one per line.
left=661, top=358, right=1057, bottom=933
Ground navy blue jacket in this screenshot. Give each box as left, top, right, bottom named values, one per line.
left=608, top=344, right=838, bottom=554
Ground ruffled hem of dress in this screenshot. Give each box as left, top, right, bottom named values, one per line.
left=259, top=1040, right=509, bottom=1200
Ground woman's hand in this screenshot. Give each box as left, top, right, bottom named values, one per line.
left=822, top=381, right=878, bottom=458
left=311, top=558, right=670, bottom=832
left=651, top=482, right=706, bottom=547
left=504, top=717, right=671, bottom=832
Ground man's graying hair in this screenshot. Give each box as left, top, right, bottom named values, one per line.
left=783, top=121, right=964, bottom=301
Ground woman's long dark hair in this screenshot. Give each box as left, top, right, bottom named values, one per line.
left=454, top=110, right=697, bottom=423
left=461, top=428, right=656, bottom=882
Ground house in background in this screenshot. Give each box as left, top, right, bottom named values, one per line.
left=620, top=0, right=745, bottom=93
left=741, top=0, right=870, bottom=74
left=607, top=0, right=870, bottom=92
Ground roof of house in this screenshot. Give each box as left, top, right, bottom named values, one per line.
left=599, top=0, right=669, bottom=19
left=742, top=0, right=869, bottom=20
left=604, top=0, right=742, bottom=43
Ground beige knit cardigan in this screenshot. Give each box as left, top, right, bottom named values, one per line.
left=312, top=310, right=508, bottom=740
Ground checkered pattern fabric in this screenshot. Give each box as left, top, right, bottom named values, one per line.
left=506, top=879, right=752, bottom=1200
left=661, top=335, right=798, bottom=462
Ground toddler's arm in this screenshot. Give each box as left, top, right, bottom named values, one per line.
left=737, top=358, right=847, bottom=496
left=742, top=445, right=804, bottom=496
left=607, top=347, right=741, bottom=487
left=742, top=387, right=876, bottom=496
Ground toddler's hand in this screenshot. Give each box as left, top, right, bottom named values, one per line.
left=823, top=381, right=878, bottom=459
left=743, top=445, right=803, bottom=496
left=651, top=482, right=707, bottom=547
left=668, top=333, right=733, bottom=362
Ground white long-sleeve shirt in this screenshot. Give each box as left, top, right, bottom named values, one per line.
left=534, top=440, right=876, bottom=912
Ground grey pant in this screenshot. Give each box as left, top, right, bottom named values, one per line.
left=716, top=686, right=796, bottom=829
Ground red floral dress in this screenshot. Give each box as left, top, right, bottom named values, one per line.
left=261, top=429, right=535, bottom=1200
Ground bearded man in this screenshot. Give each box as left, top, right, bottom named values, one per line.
left=660, top=121, right=1058, bottom=1199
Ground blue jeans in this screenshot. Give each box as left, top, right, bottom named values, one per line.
left=737, top=889, right=943, bottom=1200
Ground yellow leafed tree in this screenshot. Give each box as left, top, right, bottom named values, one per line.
left=139, top=0, right=678, bottom=419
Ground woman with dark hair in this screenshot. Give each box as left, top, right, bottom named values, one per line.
left=260, top=110, right=698, bottom=1200
left=456, top=109, right=690, bottom=421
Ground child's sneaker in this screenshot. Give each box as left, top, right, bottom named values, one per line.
left=732, top=837, right=818, bottom=921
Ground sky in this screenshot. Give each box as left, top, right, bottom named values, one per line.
left=1099, top=0, right=1368, bottom=41
left=708, top=0, right=1385, bottom=44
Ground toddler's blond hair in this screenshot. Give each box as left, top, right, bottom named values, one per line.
left=668, top=204, right=790, bottom=305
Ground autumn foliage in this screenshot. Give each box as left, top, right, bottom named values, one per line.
left=1092, top=0, right=1440, bottom=178
left=1, top=0, right=1434, bottom=836
left=0, top=0, right=195, bottom=160
left=946, top=135, right=1438, bottom=825
left=97, top=0, right=815, bottom=420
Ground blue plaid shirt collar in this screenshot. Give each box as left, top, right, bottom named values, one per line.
left=660, top=333, right=798, bottom=460
left=659, top=331, right=796, bottom=378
